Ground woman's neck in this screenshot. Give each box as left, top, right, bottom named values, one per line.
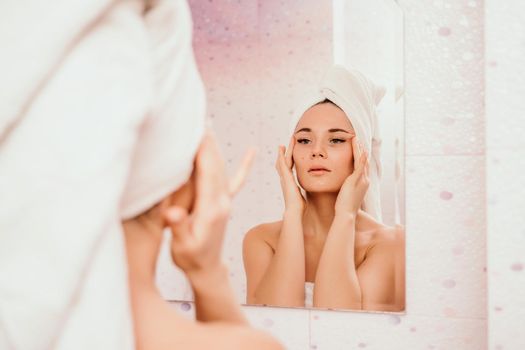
left=303, top=192, right=337, bottom=237
left=123, top=219, right=163, bottom=293
left=303, top=192, right=381, bottom=238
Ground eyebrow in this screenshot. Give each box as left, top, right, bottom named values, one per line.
left=295, top=127, right=351, bottom=134
left=328, top=128, right=350, bottom=133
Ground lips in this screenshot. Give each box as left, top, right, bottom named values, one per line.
left=308, top=166, right=331, bottom=173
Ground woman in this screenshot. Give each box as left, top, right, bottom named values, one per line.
left=0, top=0, right=282, bottom=348
left=243, top=66, right=405, bottom=311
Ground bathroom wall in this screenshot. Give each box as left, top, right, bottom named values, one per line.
left=485, top=1, right=525, bottom=349
left=161, top=0, right=497, bottom=348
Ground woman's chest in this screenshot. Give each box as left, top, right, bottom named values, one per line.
left=303, top=235, right=371, bottom=281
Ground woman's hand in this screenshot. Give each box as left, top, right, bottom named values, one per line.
left=163, top=131, right=255, bottom=281
left=334, top=137, right=370, bottom=216
left=275, top=136, right=305, bottom=213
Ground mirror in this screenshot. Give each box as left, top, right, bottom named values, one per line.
left=156, top=0, right=405, bottom=313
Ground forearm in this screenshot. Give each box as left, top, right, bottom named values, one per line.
left=123, top=218, right=246, bottom=325
left=313, top=213, right=362, bottom=309
left=188, top=264, right=248, bottom=325
left=254, top=210, right=305, bottom=306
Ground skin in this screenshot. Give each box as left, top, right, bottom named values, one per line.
left=243, top=102, right=405, bottom=311
left=123, top=132, right=283, bottom=350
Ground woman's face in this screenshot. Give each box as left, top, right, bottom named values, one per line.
left=292, top=102, right=356, bottom=193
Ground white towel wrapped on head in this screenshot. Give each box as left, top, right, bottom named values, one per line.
left=0, top=1, right=205, bottom=349
left=288, top=65, right=385, bottom=222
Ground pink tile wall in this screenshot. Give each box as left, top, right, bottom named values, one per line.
left=486, top=1, right=525, bottom=349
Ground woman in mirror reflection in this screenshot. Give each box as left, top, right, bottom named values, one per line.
left=243, top=65, right=405, bottom=312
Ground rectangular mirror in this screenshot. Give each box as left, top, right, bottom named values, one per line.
left=156, top=0, right=405, bottom=313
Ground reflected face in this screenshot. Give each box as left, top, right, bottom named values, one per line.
left=292, top=102, right=356, bottom=193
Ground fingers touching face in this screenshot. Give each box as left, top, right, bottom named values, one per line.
left=291, top=103, right=356, bottom=192
left=166, top=121, right=370, bottom=219
left=285, top=135, right=295, bottom=169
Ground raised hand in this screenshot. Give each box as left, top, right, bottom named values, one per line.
left=334, top=136, right=370, bottom=216
left=275, top=136, right=306, bottom=213
left=163, top=131, right=255, bottom=279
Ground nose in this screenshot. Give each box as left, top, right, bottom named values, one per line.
left=310, top=141, right=326, bottom=159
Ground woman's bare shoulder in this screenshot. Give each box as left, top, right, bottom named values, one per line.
left=372, top=224, right=405, bottom=247
left=244, top=220, right=283, bottom=248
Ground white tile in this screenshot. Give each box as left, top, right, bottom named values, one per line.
left=310, top=311, right=486, bottom=350
left=243, top=304, right=311, bottom=350
left=405, top=156, right=486, bottom=318
left=167, top=300, right=196, bottom=320
left=486, top=99, right=525, bottom=347
left=399, top=0, right=484, bottom=156
left=486, top=4, right=525, bottom=342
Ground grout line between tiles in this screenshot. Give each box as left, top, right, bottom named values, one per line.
left=406, top=154, right=486, bottom=157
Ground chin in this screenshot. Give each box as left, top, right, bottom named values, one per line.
left=298, top=180, right=342, bottom=194
left=297, top=169, right=349, bottom=193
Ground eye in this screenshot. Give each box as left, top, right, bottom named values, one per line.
left=330, top=138, right=346, bottom=144
left=297, top=138, right=311, bottom=144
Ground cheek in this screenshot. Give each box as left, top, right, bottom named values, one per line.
left=292, top=149, right=308, bottom=170
left=330, top=147, right=353, bottom=175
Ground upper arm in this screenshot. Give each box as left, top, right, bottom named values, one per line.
left=356, top=227, right=405, bottom=311
left=242, top=226, right=275, bottom=304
